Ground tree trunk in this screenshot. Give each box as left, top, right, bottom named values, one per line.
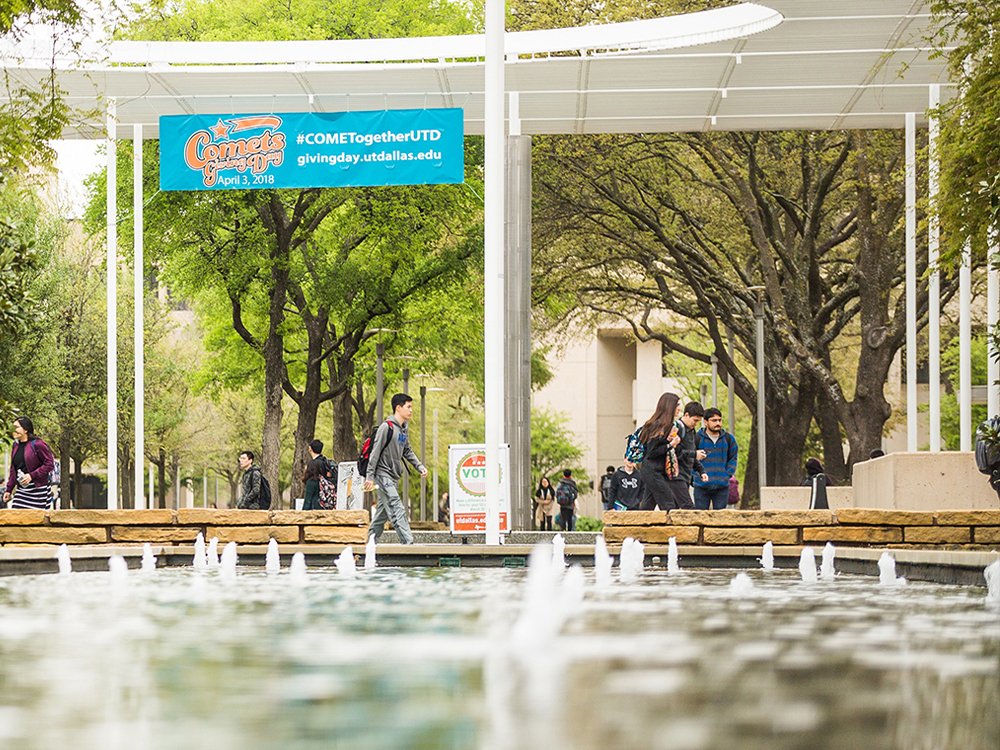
left=119, top=445, right=134, bottom=510
left=154, top=447, right=167, bottom=509
left=72, top=451, right=83, bottom=508
left=58, top=430, right=71, bottom=509
left=170, top=456, right=180, bottom=510
left=332, top=386, right=358, bottom=464
left=816, top=390, right=848, bottom=484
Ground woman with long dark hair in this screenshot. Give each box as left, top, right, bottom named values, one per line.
left=534, top=476, right=556, bottom=531
left=3, top=417, right=56, bottom=510
left=638, top=393, right=691, bottom=511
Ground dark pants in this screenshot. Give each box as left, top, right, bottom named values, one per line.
left=559, top=506, right=575, bottom=531
left=640, top=480, right=693, bottom=511
left=694, top=485, right=729, bottom=510
left=539, top=515, right=553, bottom=531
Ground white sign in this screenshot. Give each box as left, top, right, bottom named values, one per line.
left=447, top=443, right=510, bottom=534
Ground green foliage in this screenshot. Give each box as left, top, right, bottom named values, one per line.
left=1, top=0, right=99, bottom=173
left=530, top=407, right=587, bottom=486
left=575, top=515, right=603, bottom=532
left=0, top=192, right=39, bottom=337
left=928, top=1, right=1000, bottom=264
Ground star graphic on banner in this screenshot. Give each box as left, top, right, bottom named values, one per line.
left=209, top=118, right=231, bottom=140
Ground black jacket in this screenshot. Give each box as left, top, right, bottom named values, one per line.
left=608, top=467, right=643, bottom=510
left=676, top=421, right=705, bottom=485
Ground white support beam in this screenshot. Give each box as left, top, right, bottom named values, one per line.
left=989, top=229, right=999, bottom=418
left=959, top=240, right=971, bottom=450
left=927, top=85, right=941, bottom=451
left=134, top=124, right=145, bottom=510
left=483, top=0, right=504, bottom=545
left=106, top=100, right=118, bottom=509
left=905, top=112, right=917, bottom=452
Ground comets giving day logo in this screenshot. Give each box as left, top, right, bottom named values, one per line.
left=183, top=116, right=286, bottom=188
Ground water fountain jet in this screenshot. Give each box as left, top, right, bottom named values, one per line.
left=667, top=536, right=680, bottom=575
left=336, top=547, right=357, bottom=578
left=207, top=537, right=220, bottom=569
left=219, top=541, right=238, bottom=579
left=729, top=572, right=754, bottom=596
left=877, top=551, right=906, bottom=586
left=141, top=543, right=156, bottom=573
left=289, top=551, right=308, bottom=586
left=364, top=536, right=377, bottom=570
left=760, top=540, right=774, bottom=571
left=820, top=542, right=836, bottom=580
left=56, top=544, right=72, bottom=575
left=192, top=532, right=208, bottom=571
left=265, top=538, right=280, bottom=574
left=798, top=547, right=818, bottom=584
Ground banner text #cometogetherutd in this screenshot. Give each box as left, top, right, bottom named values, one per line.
left=159, top=109, right=464, bottom=191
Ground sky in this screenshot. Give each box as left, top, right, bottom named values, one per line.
left=53, top=140, right=103, bottom=218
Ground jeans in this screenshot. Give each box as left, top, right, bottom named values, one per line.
left=694, top=485, right=729, bottom=510
left=368, top=475, right=414, bottom=544
left=558, top=506, right=575, bottom=531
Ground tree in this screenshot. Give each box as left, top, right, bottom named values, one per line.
left=530, top=407, right=586, bottom=487
left=531, top=130, right=975, bottom=499
left=0, top=0, right=99, bottom=174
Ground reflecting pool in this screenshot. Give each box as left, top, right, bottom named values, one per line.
left=0, top=555, right=996, bottom=750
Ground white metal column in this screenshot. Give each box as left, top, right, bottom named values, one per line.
left=960, top=240, right=971, bottom=450
left=989, top=230, right=999, bottom=417
left=134, top=124, right=145, bottom=509
left=483, top=0, right=505, bottom=545
left=107, top=100, right=118, bottom=508
left=905, top=112, right=917, bottom=451
left=927, top=86, right=941, bottom=451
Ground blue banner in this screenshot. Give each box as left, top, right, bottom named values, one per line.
left=159, top=108, right=464, bottom=191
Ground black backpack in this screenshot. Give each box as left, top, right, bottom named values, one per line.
left=357, top=419, right=392, bottom=476
left=257, top=472, right=272, bottom=510
left=974, top=417, right=1000, bottom=474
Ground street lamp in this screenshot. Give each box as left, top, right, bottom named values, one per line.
left=748, top=286, right=767, bottom=491
left=364, top=328, right=396, bottom=423
left=388, top=356, right=416, bottom=508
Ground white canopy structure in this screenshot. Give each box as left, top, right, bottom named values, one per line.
left=5, top=0, right=995, bottom=529
left=10, top=1, right=953, bottom=136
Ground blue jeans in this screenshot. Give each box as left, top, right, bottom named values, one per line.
left=369, top=475, right=414, bottom=544
left=694, top=485, right=729, bottom=510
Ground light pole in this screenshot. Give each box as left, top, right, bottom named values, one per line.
left=748, top=286, right=767, bottom=491
left=388, top=357, right=416, bottom=510
left=710, top=353, right=719, bottom=408
left=365, top=329, right=396, bottom=423
left=726, top=328, right=736, bottom=436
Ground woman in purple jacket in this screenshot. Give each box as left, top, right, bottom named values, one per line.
left=4, top=416, right=55, bottom=510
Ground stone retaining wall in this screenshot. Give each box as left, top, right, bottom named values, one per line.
left=601, top=509, right=1000, bottom=549
left=0, top=509, right=369, bottom=546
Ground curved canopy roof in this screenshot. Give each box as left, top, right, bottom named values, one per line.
left=5, top=0, right=952, bottom=139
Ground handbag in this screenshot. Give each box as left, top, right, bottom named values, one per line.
left=664, top=423, right=680, bottom=479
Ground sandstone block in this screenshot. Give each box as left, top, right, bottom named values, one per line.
left=602, top=511, right=667, bottom=526
left=303, top=526, right=369, bottom=544
left=702, top=527, right=798, bottom=545
left=111, top=526, right=202, bottom=543
left=669, top=510, right=834, bottom=527
left=49, top=509, right=176, bottom=526
left=835, top=509, right=934, bottom=526
left=271, top=510, right=369, bottom=526
left=207, top=526, right=300, bottom=544
left=177, top=509, right=270, bottom=525
left=0, top=527, right=107, bottom=544
left=973, top=527, right=1000, bottom=545
left=903, top=526, right=971, bottom=544
left=934, top=510, right=1000, bottom=526
left=603, top=526, right=699, bottom=544
left=0, top=509, right=46, bottom=525
left=802, top=526, right=903, bottom=544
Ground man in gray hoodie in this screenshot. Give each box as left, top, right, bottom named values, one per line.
left=364, top=393, right=427, bottom=544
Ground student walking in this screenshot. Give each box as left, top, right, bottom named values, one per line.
left=607, top=459, right=644, bottom=511
left=3, top=417, right=55, bottom=510
left=693, top=407, right=739, bottom=510
left=555, top=469, right=579, bottom=531
left=638, top=393, right=704, bottom=511
left=364, top=393, right=427, bottom=545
